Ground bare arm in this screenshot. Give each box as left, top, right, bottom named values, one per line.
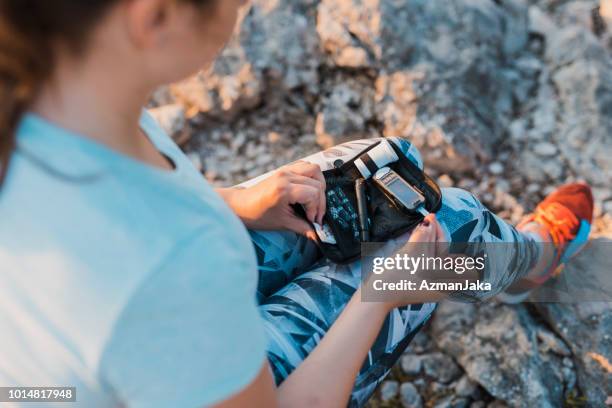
left=212, top=217, right=444, bottom=408
left=213, top=363, right=278, bottom=408
left=213, top=289, right=391, bottom=408
left=216, top=161, right=326, bottom=238
left=212, top=289, right=391, bottom=408
left=276, top=288, right=391, bottom=407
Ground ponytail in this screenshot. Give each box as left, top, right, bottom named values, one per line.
left=0, top=0, right=215, bottom=187
left=0, top=0, right=122, bottom=188
left=0, top=8, right=51, bottom=186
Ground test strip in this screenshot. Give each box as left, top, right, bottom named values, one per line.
left=416, top=205, right=430, bottom=217
left=314, top=222, right=337, bottom=244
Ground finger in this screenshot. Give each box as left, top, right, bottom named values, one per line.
left=288, top=174, right=326, bottom=224
left=287, top=161, right=327, bottom=223
left=304, top=229, right=319, bottom=242
left=288, top=161, right=326, bottom=192
left=427, top=215, right=449, bottom=255
left=421, top=214, right=442, bottom=240
left=287, top=184, right=320, bottom=223
left=409, top=221, right=435, bottom=243
left=287, top=181, right=321, bottom=223
left=429, top=215, right=446, bottom=243
left=424, top=213, right=436, bottom=225
left=285, top=215, right=315, bottom=237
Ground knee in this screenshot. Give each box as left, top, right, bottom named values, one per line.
left=387, top=137, right=424, bottom=170
left=440, top=188, right=483, bottom=210
left=436, top=188, right=487, bottom=241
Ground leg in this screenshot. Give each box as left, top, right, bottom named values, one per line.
left=259, top=253, right=436, bottom=407
left=241, top=138, right=430, bottom=406
left=249, top=229, right=321, bottom=301
left=245, top=135, right=539, bottom=303
left=259, top=187, right=541, bottom=407
left=248, top=138, right=540, bottom=406
left=245, top=137, right=424, bottom=299
left=436, top=187, right=541, bottom=301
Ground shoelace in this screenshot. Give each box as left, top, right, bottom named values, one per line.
left=515, top=202, right=580, bottom=283
left=530, top=202, right=579, bottom=247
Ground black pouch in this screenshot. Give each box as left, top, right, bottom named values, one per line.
left=298, top=140, right=442, bottom=264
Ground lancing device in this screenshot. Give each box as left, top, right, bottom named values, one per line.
left=355, top=178, right=370, bottom=242
left=353, top=139, right=399, bottom=179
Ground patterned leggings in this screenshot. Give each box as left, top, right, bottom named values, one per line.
left=239, top=138, right=540, bottom=407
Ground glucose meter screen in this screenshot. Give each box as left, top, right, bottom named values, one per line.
left=388, top=178, right=419, bottom=208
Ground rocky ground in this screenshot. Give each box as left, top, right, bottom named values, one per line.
left=149, top=0, right=612, bottom=406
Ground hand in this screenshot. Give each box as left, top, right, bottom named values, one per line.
left=220, top=161, right=326, bottom=237
left=380, top=214, right=446, bottom=310
left=408, top=213, right=444, bottom=243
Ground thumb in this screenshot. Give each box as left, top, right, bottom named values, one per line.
left=285, top=215, right=315, bottom=237
left=409, top=220, right=435, bottom=243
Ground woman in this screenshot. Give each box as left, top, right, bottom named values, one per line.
left=0, top=1, right=593, bottom=407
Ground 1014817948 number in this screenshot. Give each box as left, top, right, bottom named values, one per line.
left=0, top=387, right=76, bottom=403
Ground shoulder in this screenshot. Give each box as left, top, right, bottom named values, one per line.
left=140, top=109, right=181, bottom=153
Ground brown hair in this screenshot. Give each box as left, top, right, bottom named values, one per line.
left=0, top=0, right=211, bottom=187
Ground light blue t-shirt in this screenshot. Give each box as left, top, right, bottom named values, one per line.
left=0, top=112, right=268, bottom=407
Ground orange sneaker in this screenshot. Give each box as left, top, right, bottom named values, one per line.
left=499, top=183, right=594, bottom=303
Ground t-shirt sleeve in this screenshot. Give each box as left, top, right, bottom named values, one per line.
left=100, top=229, right=268, bottom=408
